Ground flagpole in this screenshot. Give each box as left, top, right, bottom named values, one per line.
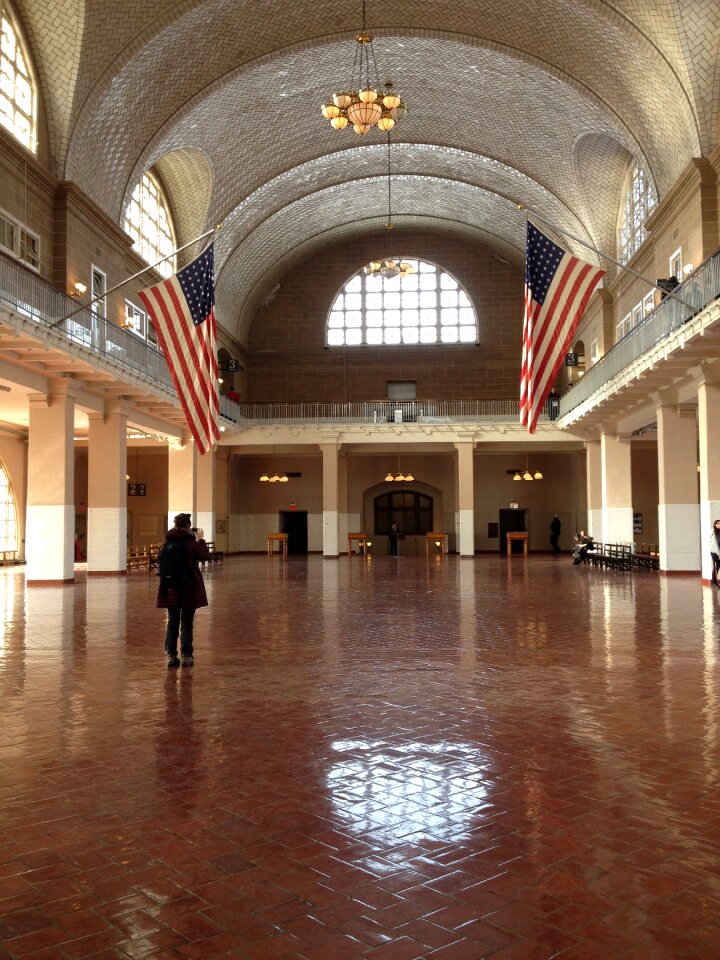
left=517, top=205, right=697, bottom=312
left=49, top=226, right=220, bottom=330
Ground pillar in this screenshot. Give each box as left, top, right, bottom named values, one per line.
left=585, top=438, right=602, bottom=539
left=698, top=379, right=720, bottom=582
left=195, top=447, right=216, bottom=542
left=601, top=432, right=633, bottom=543
left=656, top=402, right=700, bottom=572
left=86, top=403, right=128, bottom=573
left=455, top=441, right=475, bottom=557
left=26, top=386, right=75, bottom=583
left=321, top=443, right=339, bottom=557
left=167, top=440, right=196, bottom=530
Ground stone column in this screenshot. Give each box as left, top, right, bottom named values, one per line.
left=585, top=438, right=602, bottom=539
left=321, top=442, right=339, bottom=557
left=656, top=402, right=700, bottom=573
left=698, top=378, right=720, bottom=582
left=167, top=440, right=196, bottom=530
left=455, top=441, right=475, bottom=557
left=26, top=385, right=76, bottom=583
left=86, top=403, right=128, bottom=574
left=195, top=447, right=216, bottom=541
left=601, top=431, right=633, bottom=543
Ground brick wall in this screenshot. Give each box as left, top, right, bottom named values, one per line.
left=246, top=230, right=524, bottom=402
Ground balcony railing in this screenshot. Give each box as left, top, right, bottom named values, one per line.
left=219, top=398, right=538, bottom=425
left=0, top=252, right=174, bottom=390
left=559, top=249, right=720, bottom=417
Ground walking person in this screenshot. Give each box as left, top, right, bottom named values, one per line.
left=711, top=519, right=720, bottom=587
left=550, top=514, right=561, bottom=555
left=157, top=513, right=210, bottom=667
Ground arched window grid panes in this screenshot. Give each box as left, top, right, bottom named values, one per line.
left=327, top=259, right=478, bottom=347
left=0, top=2, right=37, bottom=153
left=374, top=491, right=433, bottom=537
left=618, top=162, right=657, bottom=264
left=124, top=173, right=176, bottom=279
left=0, top=463, right=18, bottom=551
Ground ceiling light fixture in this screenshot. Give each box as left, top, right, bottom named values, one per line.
left=321, top=1, right=407, bottom=135
left=513, top=456, right=543, bottom=481
left=385, top=455, right=414, bottom=482
left=364, top=135, right=415, bottom=280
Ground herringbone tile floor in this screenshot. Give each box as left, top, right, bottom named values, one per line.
left=1, top=556, right=719, bottom=959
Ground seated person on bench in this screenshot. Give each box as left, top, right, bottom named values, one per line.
left=572, top=531, right=594, bottom=564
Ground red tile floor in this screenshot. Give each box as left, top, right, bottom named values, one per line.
left=1, top=554, right=720, bottom=959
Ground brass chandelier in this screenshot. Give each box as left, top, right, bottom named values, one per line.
left=320, top=1, right=408, bottom=135
left=364, top=136, right=415, bottom=280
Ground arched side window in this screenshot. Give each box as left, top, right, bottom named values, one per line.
left=327, top=259, right=477, bottom=346
left=618, top=162, right=657, bottom=263
left=123, top=172, right=176, bottom=279
left=374, top=491, right=433, bottom=536
left=0, top=1, right=37, bottom=153
left=0, top=462, right=18, bottom=552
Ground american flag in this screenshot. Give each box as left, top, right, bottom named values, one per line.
left=520, top=223, right=605, bottom=433
left=139, top=245, right=219, bottom=455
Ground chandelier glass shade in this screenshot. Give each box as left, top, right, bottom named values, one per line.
left=513, top=457, right=543, bottom=481
left=321, top=2, right=407, bottom=136
left=385, top=458, right=414, bottom=482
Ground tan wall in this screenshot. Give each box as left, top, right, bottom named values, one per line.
left=247, top=231, right=524, bottom=402
left=227, top=447, right=586, bottom=553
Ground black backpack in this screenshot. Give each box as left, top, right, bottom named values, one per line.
left=157, top=540, right=192, bottom=590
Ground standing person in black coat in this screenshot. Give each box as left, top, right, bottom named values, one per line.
left=388, top=522, right=401, bottom=557
left=710, top=519, right=720, bottom=587
left=550, top=515, right=561, bottom=555
left=157, top=513, right=210, bottom=667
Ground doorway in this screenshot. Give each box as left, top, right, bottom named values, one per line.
left=280, top=511, right=308, bottom=555
left=498, top=508, right=528, bottom=554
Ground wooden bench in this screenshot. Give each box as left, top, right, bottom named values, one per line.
left=631, top=544, right=660, bottom=571
left=347, top=533, right=368, bottom=556
left=506, top=532, right=528, bottom=557
left=267, top=533, right=288, bottom=557
left=587, top=543, right=633, bottom=571
left=127, top=546, right=150, bottom=571
left=426, top=532, right=447, bottom=556
left=202, top=541, right=224, bottom=565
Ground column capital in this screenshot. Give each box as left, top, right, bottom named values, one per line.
left=689, top=361, right=720, bottom=386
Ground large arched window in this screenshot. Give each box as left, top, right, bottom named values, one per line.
left=0, top=1, right=37, bottom=153
left=0, top=462, right=17, bottom=553
left=374, top=491, right=433, bottom=536
left=123, top=173, right=176, bottom=278
left=618, top=161, right=657, bottom=263
left=327, top=259, right=477, bottom=346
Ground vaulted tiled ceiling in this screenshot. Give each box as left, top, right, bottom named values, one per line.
left=18, top=0, right=720, bottom=344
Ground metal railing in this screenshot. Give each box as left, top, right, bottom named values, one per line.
left=559, top=249, right=720, bottom=416
left=219, top=398, right=537, bottom=425
left=0, top=252, right=173, bottom=390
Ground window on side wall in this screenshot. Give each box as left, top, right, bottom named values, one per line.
left=0, top=207, right=40, bottom=272
left=669, top=248, right=682, bottom=281
left=124, top=301, right=146, bottom=338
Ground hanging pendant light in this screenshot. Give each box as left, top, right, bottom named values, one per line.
left=320, top=2, right=408, bottom=137
left=363, top=136, right=416, bottom=280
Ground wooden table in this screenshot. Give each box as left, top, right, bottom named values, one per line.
left=347, top=533, right=368, bottom=556
left=267, top=533, right=288, bottom=557
left=506, top=532, right=528, bottom=557
left=425, top=532, right=447, bottom=556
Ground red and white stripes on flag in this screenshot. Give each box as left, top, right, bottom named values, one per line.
left=520, top=222, right=605, bottom=433
left=139, top=244, right=219, bottom=455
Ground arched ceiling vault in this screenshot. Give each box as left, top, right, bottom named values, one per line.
left=14, top=0, right=720, bottom=343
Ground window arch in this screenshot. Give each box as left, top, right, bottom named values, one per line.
left=0, top=1, right=37, bottom=153
left=0, top=462, right=18, bottom=553
left=618, top=161, right=657, bottom=263
left=374, top=491, right=433, bottom=536
left=327, top=259, right=477, bottom=346
left=123, top=172, right=177, bottom=279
